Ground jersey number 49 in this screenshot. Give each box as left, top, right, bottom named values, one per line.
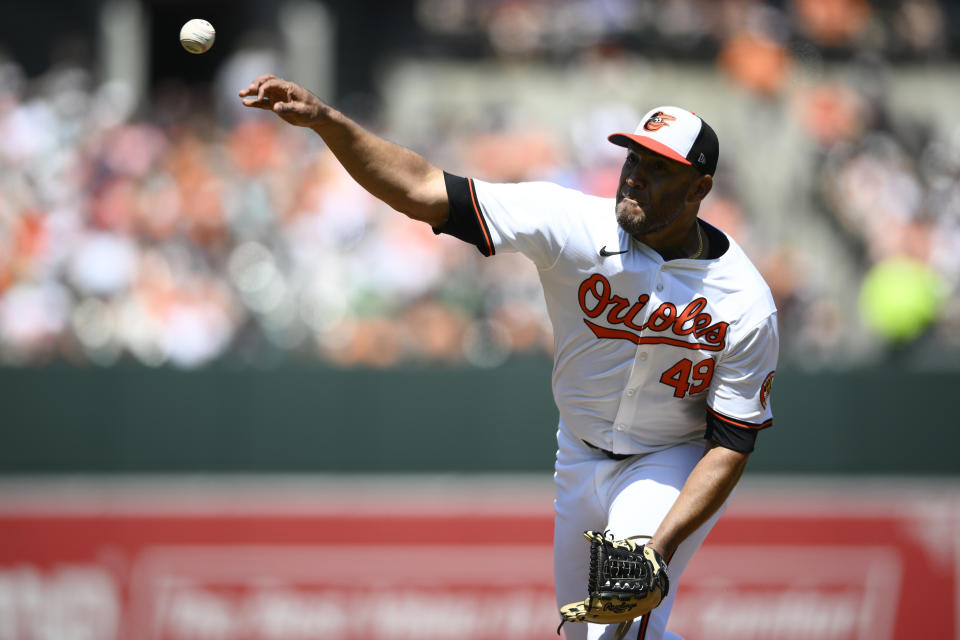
left=659, top=358, right=715, bottom=398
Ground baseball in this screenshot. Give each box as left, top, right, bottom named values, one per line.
left=180, top=19, right=215, bottom=54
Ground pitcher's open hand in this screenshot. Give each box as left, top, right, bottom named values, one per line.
left=238, top=74, right=332, bottom=129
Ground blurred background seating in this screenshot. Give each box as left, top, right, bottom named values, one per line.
left=1, top=0, right=959, bottom=372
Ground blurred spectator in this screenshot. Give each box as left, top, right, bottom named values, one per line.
left=892, top=0, right=948, bottom=56
left=719, top=30, right=792, bottom=96
left=791, top=0, right=873, bottom=48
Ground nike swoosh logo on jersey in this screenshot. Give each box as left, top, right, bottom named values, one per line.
left=599, top=246, right=629, bottom=257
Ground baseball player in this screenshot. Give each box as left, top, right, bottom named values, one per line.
left=239, top=75, right=778, bottom=640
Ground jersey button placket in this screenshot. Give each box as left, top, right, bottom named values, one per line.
left=613, top=266, right=659, bottom=450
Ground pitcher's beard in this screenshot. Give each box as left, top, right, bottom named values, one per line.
left=616, top=199, right=660, bottom=237
left=615, top=198, right=682, bottom=238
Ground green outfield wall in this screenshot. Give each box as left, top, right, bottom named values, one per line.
left=1, top=359, right=955, bottom=475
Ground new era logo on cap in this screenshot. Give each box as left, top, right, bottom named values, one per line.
left=608, top=106, right=719, bottom=175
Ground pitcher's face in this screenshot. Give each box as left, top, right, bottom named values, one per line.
left=615, top=145, right=697, bottom=238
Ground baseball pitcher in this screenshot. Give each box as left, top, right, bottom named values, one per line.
left=239, top=75, right=779, bottom=640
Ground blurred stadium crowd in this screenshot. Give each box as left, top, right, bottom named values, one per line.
left=1, top=0, right=959, bottom=370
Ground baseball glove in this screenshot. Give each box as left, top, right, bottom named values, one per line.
left=558, top=531, right=670, bottom=639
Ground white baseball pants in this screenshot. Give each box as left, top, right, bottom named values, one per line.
left=553, top=428, right=728, bottom=640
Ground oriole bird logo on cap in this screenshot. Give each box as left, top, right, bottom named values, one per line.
left=643, top=111, right=677, bottom=132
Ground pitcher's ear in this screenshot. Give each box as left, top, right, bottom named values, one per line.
left=689, top=174, right=713, bottom=203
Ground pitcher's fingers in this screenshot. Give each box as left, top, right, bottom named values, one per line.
left=255, top=78, right=287, bottom=103
left=240, top=96, right=273, bottom=108
left=240, top=89, right=276, bottom=108
left=238, top=74, right=279, bottom=97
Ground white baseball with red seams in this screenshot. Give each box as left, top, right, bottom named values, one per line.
left=466, top=178, right=778, bottom=639
left=180, top=19, right=216, bottom=54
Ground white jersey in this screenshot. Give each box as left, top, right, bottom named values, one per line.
left=470, top=179, right=779, bottom=455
